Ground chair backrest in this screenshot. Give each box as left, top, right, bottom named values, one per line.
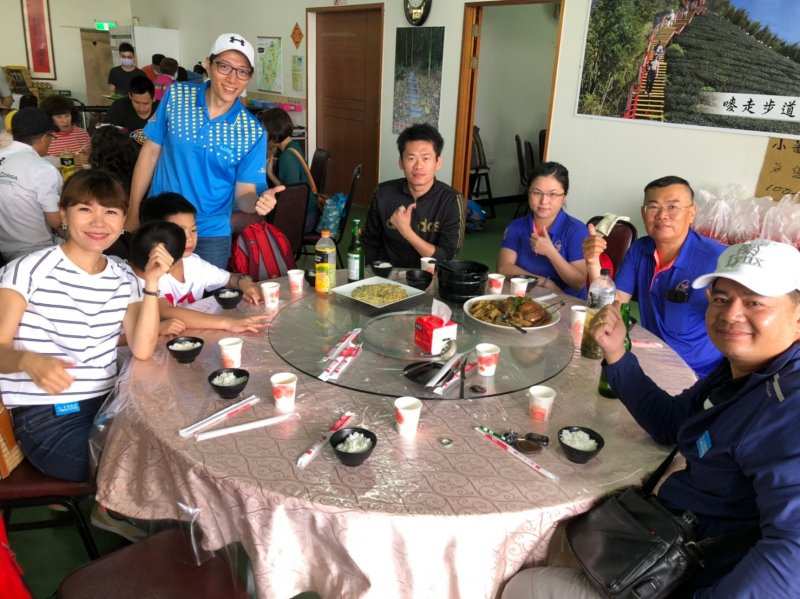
left=309, top=148, right=331, bottom=195
left=587, top=215, right=638, bottom=275
left=524, top=140, right=536, bottom=183
left=271, top=183, right=310, bottom=255
left=335, top=163, right=362, bottom=243
left=514, top=134, right=527, bottom=188
left=472, top=126, right=488, bottom=170
left=538, top=129, right=547, bottom=163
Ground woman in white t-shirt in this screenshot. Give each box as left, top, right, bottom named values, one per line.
left=0, top=169, right=173, bottom=481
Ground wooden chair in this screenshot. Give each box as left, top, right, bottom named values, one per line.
left=271, top=183, right=310, bottom=258
left=587, top=215, right=638, bottom=274
left=470, top=126, right=494, bottom=217
left=0, top=459, right=99, bottom=560
left=513, top=135, right=533, bottom=218
left=309, top=148, right=331, bottom=195
left=57, top=528, right=248, bottom=599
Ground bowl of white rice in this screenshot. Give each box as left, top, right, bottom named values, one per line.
left=329, top=427, right=377, bottom=467
left=207, top=368, right=250, bottom=400
left=167, top=336, right=204, bottom=363
left=558, top=426, right=604, bottom=464
left=214, top=288, right=243, bottom=310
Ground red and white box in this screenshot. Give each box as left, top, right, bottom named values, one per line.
left=414, top=316, right=457, bottom=355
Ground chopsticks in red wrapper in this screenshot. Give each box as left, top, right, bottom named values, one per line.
left=324, top=328, right=362, bottom=362
left=320, top=328, right=362, bottom=382
left=296, top=411, right=355, bottom=469
left=433, top=360, right=477, bottom=396
left=320, top=345, right=362, bottom=381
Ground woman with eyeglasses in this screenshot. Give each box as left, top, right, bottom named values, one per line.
left=497, top=161, right=589, bottom=298
left=127, top=33, right=283, bottom=268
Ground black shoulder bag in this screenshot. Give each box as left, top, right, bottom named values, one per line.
left=565, top=447, right=759, bottom=599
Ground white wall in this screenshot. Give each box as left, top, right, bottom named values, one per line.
left=125, top=0, right=519, bottom=184
left=16, top=0, right=766, bottom=221
left=474, top=3, right=558, bottom=198
left=548, top=0, right=767, bottom=230
left=0, top=0, right=133, bottom=102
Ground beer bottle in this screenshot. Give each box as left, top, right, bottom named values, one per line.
left=346, top=218, right=364, bottom=282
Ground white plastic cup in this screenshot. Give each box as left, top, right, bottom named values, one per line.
left=510, top=277, right=529, bottom=297
left=420, top=257, right=437, bottom=274
left=570, top=306, right=588, bottom=344
left=270, top=372, right=298, bottom=413
left=218, top=337, right=243, bottom=368
left=528, top=385, right=557, bottom=422
left=476, top=343, right=501, bottom=377
left=487, top=273, right=505, bottom=294
left=394, top=396, right=422, bottom=438
left=260, top=281, right=280, bottom=309
left=287, top=269, right=304, bottom=294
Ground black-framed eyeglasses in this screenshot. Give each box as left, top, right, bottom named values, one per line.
left=213, top=60, right=253, bottom=80
left=530, top=190, right=566, bottom=200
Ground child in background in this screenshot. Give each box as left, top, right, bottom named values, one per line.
left=39, top=95, right=91, bottom=165
left=153, top=57, right=178, bottom=102
left=129, top=220, right=269, bottom=335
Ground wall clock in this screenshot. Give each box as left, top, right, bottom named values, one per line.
left=405, top=0, right=432, bottom=27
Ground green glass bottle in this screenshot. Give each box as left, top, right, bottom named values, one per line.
left=598, top=303, right=633, bottom=398
left=346, top=218, right=364, bottom=282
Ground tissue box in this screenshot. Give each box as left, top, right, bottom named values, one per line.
left=414, top=315, right=457, bottom=355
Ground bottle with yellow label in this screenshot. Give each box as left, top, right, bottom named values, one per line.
left=314, top=229, right=337, bottom=293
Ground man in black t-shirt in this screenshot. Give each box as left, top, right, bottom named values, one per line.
left=107, top=76, right=157, bottom=133
left=363, top=123, right=464, bottom=268
left=108, top=42, right=147, bottom=95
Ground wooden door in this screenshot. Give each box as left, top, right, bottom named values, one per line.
left=80, top=29, right=112, bottom=105
left=315, top=7, right=382, bottom=206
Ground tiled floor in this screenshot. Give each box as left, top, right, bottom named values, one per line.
left=7, top=200, right=586, bottom=598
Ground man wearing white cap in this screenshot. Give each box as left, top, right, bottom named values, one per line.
left=128, top=33, right=282, bottom=268
left=503, top=240, right=800, bottom=598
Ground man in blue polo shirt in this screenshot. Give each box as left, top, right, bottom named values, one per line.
left=128, top=33, right=281, bottom=268
left=615, top=175, right=725, bottom=377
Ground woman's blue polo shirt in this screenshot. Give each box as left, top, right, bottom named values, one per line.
left=501, top=209, right=588, bottom=298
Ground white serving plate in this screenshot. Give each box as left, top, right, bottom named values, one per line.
left=332, top=276, right=426, bottom=308
left=463, top=294, right=561, bottom=331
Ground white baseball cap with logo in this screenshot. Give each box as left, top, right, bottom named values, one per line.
left=692, top=239, right=800, bottom=297
left=210, top=33, right=255, bottom=69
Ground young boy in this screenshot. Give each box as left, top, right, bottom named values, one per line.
left=129, top=220, right=269, bottom=335
left=140, top=192, right=261, bottom=305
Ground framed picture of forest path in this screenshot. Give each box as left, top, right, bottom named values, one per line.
left=577, top=0, right=800, bottom=138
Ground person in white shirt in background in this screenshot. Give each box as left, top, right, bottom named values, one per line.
left=0, top=108, right=62, bottom=261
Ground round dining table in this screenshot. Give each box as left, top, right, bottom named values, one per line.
left=95, top=270, right=696, bottom=599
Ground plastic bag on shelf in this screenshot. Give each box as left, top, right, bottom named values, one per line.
left=693, top=188, right=733, bottom=244
left=727, top=195, right=774, bottom=245
left=760, top=194, right=800, bottom=249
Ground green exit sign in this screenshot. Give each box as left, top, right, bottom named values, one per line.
left=94, top=21, right=118, bottom=31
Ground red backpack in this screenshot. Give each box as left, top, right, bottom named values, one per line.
left=229, top=222, right=296, bottom=281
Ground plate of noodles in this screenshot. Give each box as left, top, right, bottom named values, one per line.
left=463, top=294, right=561, bottom=331
left=332, top=276, right=425, bottom=308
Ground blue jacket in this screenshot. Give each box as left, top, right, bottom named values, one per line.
left=605, top=342, right=800, bottom=598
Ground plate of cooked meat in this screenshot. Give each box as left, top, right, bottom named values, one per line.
left=463, top=295, right=561, bottom=331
